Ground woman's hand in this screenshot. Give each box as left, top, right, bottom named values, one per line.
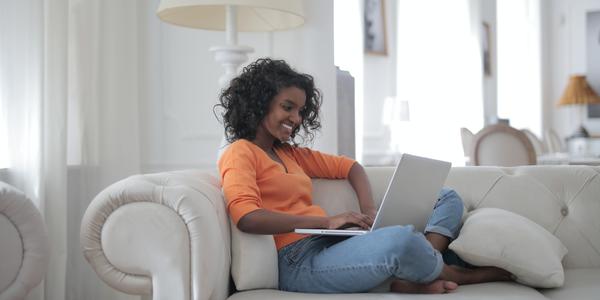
left=327, top=211, right=374, bottom=230
left=347, top=163, right=377, bottom=223
left=363, top=208, right=377, bottom=220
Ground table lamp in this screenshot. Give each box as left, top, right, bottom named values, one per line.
left=157, top=0, right=305, bottom=88
left=558, top=75, right=600, bottom=138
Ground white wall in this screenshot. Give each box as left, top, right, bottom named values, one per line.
left=140, top=0, right=336, bottom=172
left=362, top=0, right=398, bottom=158
left=480, top=0, right=498, bottom=125
left=549, top=0, right=600, bottom=139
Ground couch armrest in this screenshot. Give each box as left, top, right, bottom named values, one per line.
left=0, top=182, right=49, bottom=300
left=80, top=170, right=231, bottom=300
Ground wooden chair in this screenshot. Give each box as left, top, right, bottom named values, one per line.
left=544, top=129, right=564, bottom=154
left=521, top=128, right=546, bottom=155
left=471, top=124, right=536, bottom=166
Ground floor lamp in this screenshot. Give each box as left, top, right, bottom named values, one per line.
left=156, top=0, right=305, bottom=89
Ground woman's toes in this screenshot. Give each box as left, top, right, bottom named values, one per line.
left=391, top=279, right=458, bottom=294
left=443, top=280, right=458, bottom=291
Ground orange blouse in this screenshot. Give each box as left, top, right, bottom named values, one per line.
left=218, top=139, right=356, bottom=250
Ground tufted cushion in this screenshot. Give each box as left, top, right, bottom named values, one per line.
left=449, top=208, right=568, bottom=288
left=446, top=166, right=600, bottom=269
left=230, top=281, right=550, bottom=300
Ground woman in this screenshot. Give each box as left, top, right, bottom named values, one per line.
left=216, top=58, right=511, bottom=294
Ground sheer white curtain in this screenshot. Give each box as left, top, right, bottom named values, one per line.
left=1, top=0, right=145, bottom=299
left=394, top=0, right=484, bottom=165
left=0, top=1, right=66, bottom=299
left=497, top=0, right=542, bottom=136
left=66, top=1, right=142, bottom=299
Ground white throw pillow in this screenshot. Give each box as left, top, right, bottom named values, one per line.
left=449, top=208, right=568, bottom=288
left=230, top=219, right=278, bottom=290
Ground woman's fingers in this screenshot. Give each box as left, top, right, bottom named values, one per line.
left=348, top=212, right=371, bottom=229
left=329, top=212, right=374, bottom=229
left=364, top=214, right=374, bottom=226
left=356, top=212, right=374, bottom=227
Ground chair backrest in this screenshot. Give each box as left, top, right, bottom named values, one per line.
left=471, top=124, right=537, bottom=166
left=521, top=128, right=546, bottom=155
left=544, top=129, right=564, bottom=153
left=460, top=127, right=474, bottom=158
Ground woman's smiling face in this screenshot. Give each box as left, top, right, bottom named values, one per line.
left=257, top=86, right=307, bottom=144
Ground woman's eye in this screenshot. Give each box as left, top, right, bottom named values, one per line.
left=282, top=105, right=292, bottom=111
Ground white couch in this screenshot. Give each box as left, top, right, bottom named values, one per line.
left=80, top=166, right=600, bottom=300
left=0, top=182, right=49, bottom=300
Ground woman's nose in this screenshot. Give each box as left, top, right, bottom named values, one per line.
left=291, top=111, right=301, bottom=124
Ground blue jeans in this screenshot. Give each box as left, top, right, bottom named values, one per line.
left=278, top=187, right=465, bottom=293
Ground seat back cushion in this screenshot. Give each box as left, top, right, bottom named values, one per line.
left=446, top=166, right=600, bottom=269
left=230, top=221, right=278, bottom=290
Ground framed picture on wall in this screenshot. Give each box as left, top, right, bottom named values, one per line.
left=364, top=0, right=387, bottom=55
left=481, top=22, right=492, bottom=76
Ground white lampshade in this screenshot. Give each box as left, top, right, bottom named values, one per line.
left=157, top=0, right=305, bottom=31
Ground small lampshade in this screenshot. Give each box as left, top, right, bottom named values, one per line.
left=157, top=0, right=305, bottom=31
left=558, top=75, right=600, bottom=106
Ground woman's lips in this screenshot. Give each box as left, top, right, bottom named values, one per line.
left=281, top=123, right=293, bottom=140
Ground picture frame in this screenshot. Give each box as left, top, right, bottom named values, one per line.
left=364, top=0, right=387, bottom=55
left=481, top=22, right=492, bottom=76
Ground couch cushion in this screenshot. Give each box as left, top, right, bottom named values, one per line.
left=445, top=166, right=600, bottom=269
left=230, top=219, right=278, bottom=290
left=229, top=282, right=547, bottom=300
left=449, top=208, right=567, bottom=288
left=539, top=268, right=600, bottom=300
left=229, top=178, right=361, bottom=291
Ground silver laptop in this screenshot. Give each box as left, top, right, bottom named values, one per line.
left=294, top=153, right=451, bottom=236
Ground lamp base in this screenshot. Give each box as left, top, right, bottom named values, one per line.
left=568, top=125, right=590, bottom=139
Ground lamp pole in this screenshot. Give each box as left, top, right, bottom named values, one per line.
left=210, top=5, right=253, bottom=88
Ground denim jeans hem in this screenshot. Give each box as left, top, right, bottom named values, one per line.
left=424, top=225, right=456, bottom=240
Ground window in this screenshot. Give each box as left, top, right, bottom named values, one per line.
left=497, top=0, right=542, bottom=136
left=394, top=0, right=483, bottom=165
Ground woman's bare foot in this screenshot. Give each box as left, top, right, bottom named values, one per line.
left=440, top=265, right=513, bottom=285
left=390, top=279, right=458, bottom=294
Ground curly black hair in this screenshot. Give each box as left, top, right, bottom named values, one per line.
left=214, top=58, right=322, bottom=145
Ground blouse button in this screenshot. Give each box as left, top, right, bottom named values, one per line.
left=561, top=207, right=569, bottom=216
